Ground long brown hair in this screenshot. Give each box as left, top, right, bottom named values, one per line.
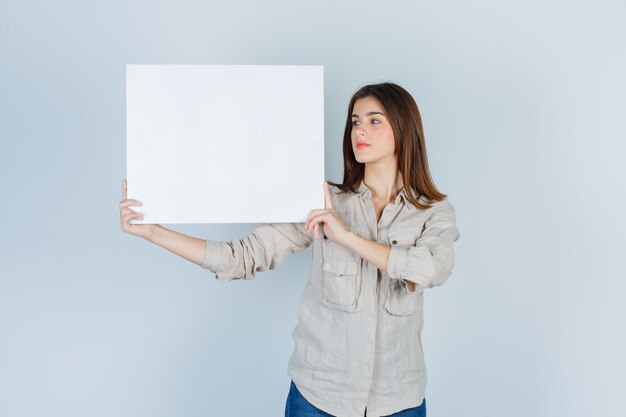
left=327, top=82, right=447, bottom=210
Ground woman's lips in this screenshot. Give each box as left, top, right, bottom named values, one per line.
left=356, top=142, right=370, bottom=149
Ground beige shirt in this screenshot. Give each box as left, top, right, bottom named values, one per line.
left=201, top=181, right=460, bottom=417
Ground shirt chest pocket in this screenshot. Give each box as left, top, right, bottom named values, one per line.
left=319, top=229, right=364, bottom=312
left=384, top=278, right=419, bottom=316
left=322, top=260, right=362, bottom=312
left=388, top=227, right=420, bottom=247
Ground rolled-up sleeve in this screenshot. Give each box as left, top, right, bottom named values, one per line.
left=201, top=222, right=313, bottom=281
left=386, top=199, right=460, bottom=291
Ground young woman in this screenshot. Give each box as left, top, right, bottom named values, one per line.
left=119, top=82, right=460, bottom=417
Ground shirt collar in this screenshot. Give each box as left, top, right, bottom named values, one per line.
left=356, top=180, right=410, bottom=205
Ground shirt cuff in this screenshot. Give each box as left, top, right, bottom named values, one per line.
left=387, top=245, right=428, bottom=292
left=201, top=240, right=225, bottom=272
left=386, top=244, right=407, bottom=280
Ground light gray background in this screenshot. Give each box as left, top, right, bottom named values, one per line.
left=1, top=1, right=624, bottom=416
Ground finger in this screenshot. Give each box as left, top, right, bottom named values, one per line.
left=307, top=212, right=329, bottom=235
left=306, top=209, right=325, bottom=232
left=121, top=206, right=141, bottom=218
left=123, top=212, right=142, bottom=226
left=120, top=199, right=141, bottom=206
left=119, top=200, right=142, bottom=210
left=324, top=181, right=333, bottom=210
left=123, top=179, right=127, bottom=200
left=122, top=212, right=133, bottom=227
left=308, top=212, right=329, bottom=233
left=307, top=215, right=319, bottom=234
left=315, top=223, right=319, bottom=240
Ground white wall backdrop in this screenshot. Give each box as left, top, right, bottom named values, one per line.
left=1, top=1, right=624, bottom=416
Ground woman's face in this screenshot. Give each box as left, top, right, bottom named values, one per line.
left=351, top=96, right=396, bottom=165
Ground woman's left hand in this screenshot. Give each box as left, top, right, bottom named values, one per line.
left=305, top=182, right=350, bottom=244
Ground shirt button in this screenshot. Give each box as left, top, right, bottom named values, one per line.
left=392, top=240, right=398, bottom=245
left=323, top=234, right=328, bottom=240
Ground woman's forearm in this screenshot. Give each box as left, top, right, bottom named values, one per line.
left=146, top=225, right=207, bottom=266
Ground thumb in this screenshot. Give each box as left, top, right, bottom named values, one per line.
left=324, top=181, right=333, bottom=210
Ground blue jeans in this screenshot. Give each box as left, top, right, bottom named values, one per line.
left=285, top=380, right=426, bottom=417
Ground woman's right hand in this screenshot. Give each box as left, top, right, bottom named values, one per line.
left=119, top=179, right=158, bottom=240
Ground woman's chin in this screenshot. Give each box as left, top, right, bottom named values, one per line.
left=354, top=155, right=367, bottom=164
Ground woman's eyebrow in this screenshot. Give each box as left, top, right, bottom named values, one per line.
left=351, top=111, right=385, bottom=118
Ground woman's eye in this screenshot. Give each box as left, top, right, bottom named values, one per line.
left=352, top=120, right=360, bottom=127
left=371, top=119, right=381, bottom=125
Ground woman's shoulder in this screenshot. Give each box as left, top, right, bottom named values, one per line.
left=327, top=182, right=360, bottom=199
left=406, top=194, right=457, bottom=221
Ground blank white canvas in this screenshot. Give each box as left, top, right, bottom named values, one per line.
left=126, top=64, right=325, bottom=224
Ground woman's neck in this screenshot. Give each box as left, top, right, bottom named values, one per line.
left=362, top=163, right=404, bottom=203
